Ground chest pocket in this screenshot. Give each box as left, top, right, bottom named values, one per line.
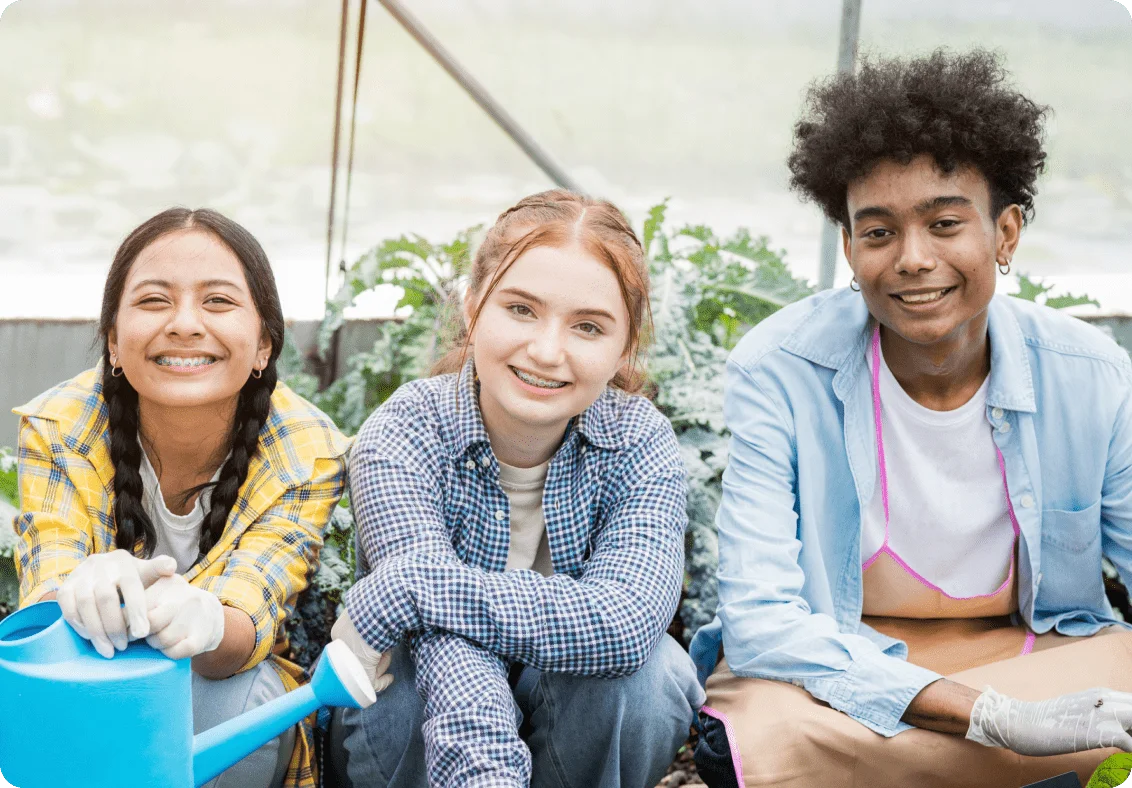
left=1038, top=499, right=1103, bottom=611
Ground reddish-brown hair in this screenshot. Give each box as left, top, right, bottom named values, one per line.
left=432, top=189, right=652, bottom=392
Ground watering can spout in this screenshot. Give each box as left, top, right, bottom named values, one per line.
left=191, top=640, right=376, bottom=787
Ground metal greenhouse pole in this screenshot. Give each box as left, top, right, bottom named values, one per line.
left=377, top=0, right=583, bottom=194
left=817, top=0, right=863, bottom=290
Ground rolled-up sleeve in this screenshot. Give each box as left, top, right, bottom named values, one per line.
left=716, top=358, right=938, bottom=737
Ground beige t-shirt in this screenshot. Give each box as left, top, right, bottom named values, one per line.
left=498, top=459, right=554, bottom=577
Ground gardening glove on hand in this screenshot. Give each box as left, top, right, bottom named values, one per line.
left=332, top=609, right=393, bottom=692
left=57, top=549, right=178, bottom=659
left=966, top=686, right=1132, bottom=756
left=144, top=574, right=226, bottom=660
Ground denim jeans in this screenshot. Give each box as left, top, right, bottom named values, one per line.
left=327, top=634, right=704, bottom=788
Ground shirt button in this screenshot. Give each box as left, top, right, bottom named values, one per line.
left=481, top=456, right=491, bottom=467
left=494, top=510, right=505, bottom=521
left=1036, top=572, right=1044, bottom=588
left=1020, top=494, right=1034, bottom=509
left=992, top=407, right=1004, bottom=420
left=465, top=460, right=475, bottom=471
left=999, top=421, right=1011, bottom=434
left=580, top=445, right=587, bottom=454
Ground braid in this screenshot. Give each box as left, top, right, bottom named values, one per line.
left=197, top=365, right=276, bottom=556
left=103, top=365, right=157, bottom=556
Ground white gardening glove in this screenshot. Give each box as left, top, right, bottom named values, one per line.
left=57, top=549, right=178, bottom=658
left=966, top=686, right=1132, bottom=756
left=143, top=574, right=226, bottom=660
left=331, top=610, right=393, bottom=692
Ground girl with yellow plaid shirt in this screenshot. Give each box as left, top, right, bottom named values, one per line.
left=13, top=208, right=349, bottom=788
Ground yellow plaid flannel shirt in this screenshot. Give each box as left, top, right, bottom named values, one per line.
left=12, top=367, right=350, bottom=788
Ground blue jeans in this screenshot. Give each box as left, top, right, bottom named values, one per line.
left=329, top=634, right=704, bottom=788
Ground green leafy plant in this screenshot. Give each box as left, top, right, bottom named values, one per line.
left=1011, top=273, right=1099, bottom=310
left=1, top=447, right=20, bottom=615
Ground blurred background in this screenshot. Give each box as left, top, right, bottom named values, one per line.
left=1, top=0, right=1129, bottom=319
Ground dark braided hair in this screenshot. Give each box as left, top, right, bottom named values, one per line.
left=98, top=208, right=285, bottom=558
left=788, top=48, right=1049, bottom=229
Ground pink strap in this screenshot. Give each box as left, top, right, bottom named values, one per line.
left=700, top=705, right=744, bottom=788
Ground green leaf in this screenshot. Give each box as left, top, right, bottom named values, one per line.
left=1044, top=293, right=1100, bottom=310
left=1011, top=273, right=1054, bottom=303
left=642, top=200, right=670, bottom=261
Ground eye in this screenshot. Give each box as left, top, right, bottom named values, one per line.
left=206, top=296, right=236, bottom=306
left=576, top=322, right=604, bottom=336
left=934, top=219, right=961, bottom=230
left=137, top=296, right=168, bottom=306
left=507, top=303, right=534, bottom=318
left=864, top=228, right=892, bottom=240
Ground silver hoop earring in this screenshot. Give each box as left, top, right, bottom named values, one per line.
left=850, top=278, right=861, bottom=292
left=111, top=366, right=124, bottom=378
left=998, top=259, right=1012, bottom=275
left=252, top=368, right=263, bottom=380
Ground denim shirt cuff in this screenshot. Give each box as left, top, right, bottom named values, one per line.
left=811, top=654, right=941, bottom=737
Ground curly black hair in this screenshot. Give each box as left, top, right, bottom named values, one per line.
left=788, top=48, right=1050, bottom=229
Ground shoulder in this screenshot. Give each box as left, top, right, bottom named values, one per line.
left=352, top=373, right=458, bottom=457
left=728, top=288, right=863, bottom=376
left=1001, top=295, right=1131, bottom=374
left=587, top=387, right=674, bottom=448
left=13, top=367, right=107, bottom=453
left=256, top=382, right=351, bottom=487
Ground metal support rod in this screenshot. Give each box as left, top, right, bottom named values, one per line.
left=376, top=0, right=583, bottom=194
left=818, top=0, right=863, bottom=291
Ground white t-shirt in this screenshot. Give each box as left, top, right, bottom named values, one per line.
left=860, top=345, right=1014, bottom=597
left=139, top=449, right=222, bottom=574
left=498, top=459, right=554, bottom=577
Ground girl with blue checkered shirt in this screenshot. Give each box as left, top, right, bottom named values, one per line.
left=327, top=190, right=704, bottom=788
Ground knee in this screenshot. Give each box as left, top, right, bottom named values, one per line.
left=544, top=635, right=702, bottom=730
left=337, top=645, right=424, bottom=765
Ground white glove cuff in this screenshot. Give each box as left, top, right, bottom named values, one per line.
left=966, top=686, right=1009, bottom=748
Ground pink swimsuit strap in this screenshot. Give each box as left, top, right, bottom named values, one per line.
left=862, top=325, right=1022, bottom=604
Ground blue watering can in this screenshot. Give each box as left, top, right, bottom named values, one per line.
left=0, top=600, right=376, bottom=787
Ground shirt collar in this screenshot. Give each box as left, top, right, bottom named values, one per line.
left=447, top=359, right=624, bottom=458
left=779, top=288, right=1036, bottom=413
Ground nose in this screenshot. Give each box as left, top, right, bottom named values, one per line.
left=165, top=300, right=206, bottom=338
left=526, top=324, right=566, bottom=368
left=894, top=228, right=938, bottom=275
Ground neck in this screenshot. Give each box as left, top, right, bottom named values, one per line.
left=137, top=397, right=235, bottom=482
left=879, top=315, right=991, bottom=411
left=478, top=404, right=565, bottom=470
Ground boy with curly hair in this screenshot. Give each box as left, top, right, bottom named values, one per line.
left=690, top=48, right=1132, bottom=787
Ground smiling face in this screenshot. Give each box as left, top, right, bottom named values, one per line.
left=466, top=242, right=631, bottom=446
left=107, top=229, right=271, bottom=413
left=843, top=154, right=1021, bottom=349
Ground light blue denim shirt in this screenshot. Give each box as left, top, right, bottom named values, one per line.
left=689, top=287, right=1132, bottom=737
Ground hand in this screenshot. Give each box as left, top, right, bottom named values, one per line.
left=144, top=575, right=226, bottom=660
left=331, top=609, right=393, bottom=692
left=57, top=550, right=178, bottom=658
left=966, top=686, right=1132, bottom=755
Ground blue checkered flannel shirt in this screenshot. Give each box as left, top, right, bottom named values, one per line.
left=345, top=361, right=688, bottom=787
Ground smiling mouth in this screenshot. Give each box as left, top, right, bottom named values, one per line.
left=154, top=355, right=218, bottom=369
left=510, top=366, right=568, bottom=389
left=892, top=287, right=956, bottom=305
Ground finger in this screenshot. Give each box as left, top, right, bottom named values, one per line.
left=163, top=636, right=201, bottom=661
left=118, top=569, right=150, bottom=640
left=57, top=584, right=80, bottom=630
left=76, top=592, right=114, bottom=659
left=135, top=555, right=178, bottom=587
left=373, top=673, right=393, bottom=693
left=375, top=649, right=392, bottom=677
left=146, top=600, right=179, bottom=635
left=93, top=579, right=128, bottom=651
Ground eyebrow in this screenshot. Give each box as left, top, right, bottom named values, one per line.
left=497, top=287, right=618, bottom=323
left=853, top=195, right=973, bottom=224
left=130, top=278, right=243, bottom=292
